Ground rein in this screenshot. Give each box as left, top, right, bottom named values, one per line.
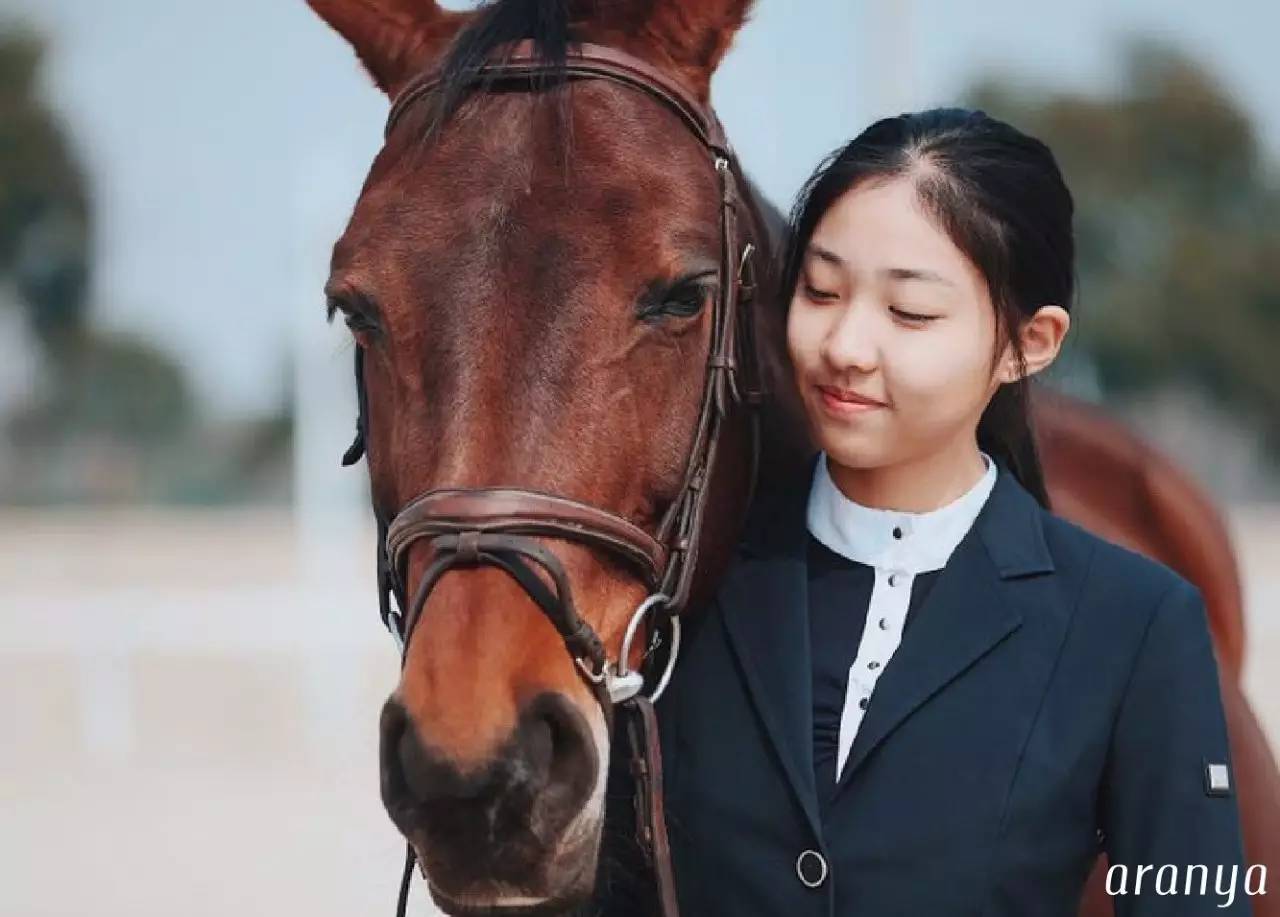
left=340, top=38, right=765, bottom=917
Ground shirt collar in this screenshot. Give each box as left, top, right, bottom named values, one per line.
left=806, top=450, right=998, bottom=573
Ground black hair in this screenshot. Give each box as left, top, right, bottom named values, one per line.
left=781, top=107, right=1076, bottom=508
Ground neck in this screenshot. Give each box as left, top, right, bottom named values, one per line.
left=825, top=442, right=989, bottom=514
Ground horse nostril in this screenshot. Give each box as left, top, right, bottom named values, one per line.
left=517, top=693, right=597, bottom=812
left=522, top=711, right=555, bottom=789
left=379, top=698, right=415, bottom=807
left=380, top=697, right=473, bottom=808
left=397, top=715, right=437, bottom=804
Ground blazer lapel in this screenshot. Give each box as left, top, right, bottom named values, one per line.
left=833, top=455, right=1056, bottom=796
left=718, top=453, right=824, bottom=838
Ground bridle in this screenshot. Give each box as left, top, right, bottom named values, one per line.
left=339, top=38, right=765, bottom=917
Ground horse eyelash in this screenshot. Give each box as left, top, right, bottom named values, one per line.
left=637, top=275, right=715, bottom=320
left=327, top=294, right=381, bottom=334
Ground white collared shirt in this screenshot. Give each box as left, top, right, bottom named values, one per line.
left=805, top=450, right=998, bottom=780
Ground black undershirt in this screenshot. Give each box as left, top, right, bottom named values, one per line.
left=806, top=534, right=943, bottom=815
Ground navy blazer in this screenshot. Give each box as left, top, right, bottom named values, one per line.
left=650, top=452, right=1250, bottom=916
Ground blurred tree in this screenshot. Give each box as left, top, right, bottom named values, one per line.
left=0, top=28, right=91, bottom=350
left=970, top=40, right=1280, bottom=456
left=0, top=24, right=204, bottom=501
left=10, top=329, right=192, bottom=442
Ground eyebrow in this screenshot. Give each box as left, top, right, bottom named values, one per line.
left=884, top=266, right=956, bottom=287
left=805, top=245, right=957, bottom=288
left=806, top=243, right=845, bottom=266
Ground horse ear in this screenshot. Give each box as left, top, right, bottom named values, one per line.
left=307, top=0, right=471, bottom=96
left=621, top=0, right=755, bottom=100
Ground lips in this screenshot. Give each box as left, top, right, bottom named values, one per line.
left=815, top=384, right=886, bottom=408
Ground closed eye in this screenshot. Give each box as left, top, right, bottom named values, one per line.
left=890, top=306, right=939, bottom=323
left=802, top=282, right=839, bottom=302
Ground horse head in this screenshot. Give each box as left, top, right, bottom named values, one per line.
left=306, top=0, right=793, bottom=910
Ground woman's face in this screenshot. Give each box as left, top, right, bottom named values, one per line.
left=786, top=175, right=1011, bottom=471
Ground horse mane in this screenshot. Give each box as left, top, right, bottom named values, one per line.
left=422, top=0, right=576, bottom=138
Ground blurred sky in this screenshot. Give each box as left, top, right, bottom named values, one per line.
left=3, top=0, right=1277, bottom=417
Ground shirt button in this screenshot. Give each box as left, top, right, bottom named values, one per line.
left=858, top=696, right=869, bottom=710
left=892, top=526, right=903, bottom=539
left=795, top=849, right=828, bottom=888
left=878, top=617, right=889, bottom=630
left=888, top=572, right=902, bottom=586
left=867, top=660, right=880, bottom=670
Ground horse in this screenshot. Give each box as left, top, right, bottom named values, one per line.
left=308, top=1, right=782, bottom=911
left=303, top=1, right=1280, bottom=914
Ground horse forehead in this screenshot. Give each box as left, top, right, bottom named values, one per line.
left=379, top=81, right=712, bottom=202
left=339, top=83, right=723, bottom=301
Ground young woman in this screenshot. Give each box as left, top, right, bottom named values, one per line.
left=651, top=109, right=1251, bottom=915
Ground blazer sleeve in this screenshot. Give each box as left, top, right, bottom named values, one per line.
left=1099, top=577, right=1253, bottom=915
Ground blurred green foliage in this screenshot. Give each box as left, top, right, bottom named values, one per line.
left=970, top=39, right=1280, bottom=457
left=0, top=28, right=90, bottom=348
left=10, top=330, right=192, bottom=441
left=0, top=26, right=288, bottom=504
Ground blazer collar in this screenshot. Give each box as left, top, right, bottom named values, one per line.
left=718, top=450, right=1055, bottom=830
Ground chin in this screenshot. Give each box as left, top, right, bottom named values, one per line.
left=815, top=430, right=889, bottom=468
left=426, top=885, right=592, bottom=917
left=423, top=848, right=599, bottom=916
left=417, top=792, right=604, bottom=916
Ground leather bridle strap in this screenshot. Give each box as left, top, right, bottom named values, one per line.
left=386, top=488, right=668, bottom=580
left=386, top=39, right=729, bottom=151
left=403, top=531, right=609, bottom=693
left=384, top=487, right=674, bottom=696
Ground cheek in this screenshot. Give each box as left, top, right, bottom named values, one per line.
left=785, top=300, right=823, bottom=369
left=886, top=330, right=993, bottom=408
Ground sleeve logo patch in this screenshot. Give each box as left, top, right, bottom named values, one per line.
left=1204, top=761, right=1232, bottom=796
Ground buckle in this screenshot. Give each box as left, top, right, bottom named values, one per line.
left=578, top=593, right=681, bottom=705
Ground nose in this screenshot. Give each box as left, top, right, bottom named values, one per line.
left=821, top=299, right=880, bottom=373
left=379, top=691, right=599, bottom=887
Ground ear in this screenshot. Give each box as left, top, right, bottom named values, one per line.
left=614, top=0, right=756, bottom=100
left=307, top=0, right=472, bottom=96
left=1001, top=305, right=1072, bottom=382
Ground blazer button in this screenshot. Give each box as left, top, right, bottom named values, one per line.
left=796, top=849, right=828, bottom=888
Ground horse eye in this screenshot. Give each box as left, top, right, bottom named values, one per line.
left=326, top=294, right=380, bottom=336
left=344, top=312, right=376, bottom=333
left=663, top=281, right=711, bottom=317
left=635, top=271, right=717, bottom=323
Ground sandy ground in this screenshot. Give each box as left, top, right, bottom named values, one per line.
left=1, top=506, right=1277, bottom=916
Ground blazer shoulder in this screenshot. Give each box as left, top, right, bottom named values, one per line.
left=1037, top=507, right=1202, bottom=627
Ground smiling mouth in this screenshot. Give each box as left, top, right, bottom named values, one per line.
left=815, top=384, right=887, bottom=413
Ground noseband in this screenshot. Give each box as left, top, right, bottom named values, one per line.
left=340, top=38, right=764, bottom=916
